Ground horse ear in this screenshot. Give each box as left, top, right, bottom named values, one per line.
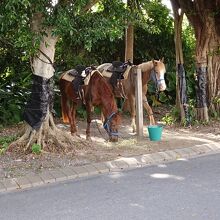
left=152, top=59, right=157, bottom=66
left=160, top=57, right=164, bottom=63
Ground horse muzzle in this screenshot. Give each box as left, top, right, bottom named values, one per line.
left=157, top=78, right=166, bottom=91
left=158, top=83, right=166, bottom=91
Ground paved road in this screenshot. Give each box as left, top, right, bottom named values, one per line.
left=0, top=153, right=220, bottom=220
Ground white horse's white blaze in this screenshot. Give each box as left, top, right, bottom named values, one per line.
left=157, top=69, right=166, bottom=91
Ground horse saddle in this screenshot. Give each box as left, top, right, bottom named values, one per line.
left=62, top=64, right=86, bottom=81
left=67, top=69, right=79, bottom=77
left=107, top=61, right=127, bottom=74
left=63, top=65, right=87, bottom=99
left=71, top=65, right=97, bottom=101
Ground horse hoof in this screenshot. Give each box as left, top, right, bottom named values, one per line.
left=76, top=133, right=81, bottom=138
left=86, top=136, right=92, bottom=141
left=109, top=137, right=119, bottom=142
left=71, top=133, right=81, bottom=138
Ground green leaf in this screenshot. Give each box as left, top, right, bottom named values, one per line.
left=31, top=144, right=41, bottom=154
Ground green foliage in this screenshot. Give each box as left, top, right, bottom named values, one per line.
left=210, top=97, right=220, bottom=119
left=0, top=135, right=16, bottom=154
left=76, top=106, right=101, bottom=119
left=161, top=114, right=175, bottom=126
left=158, top=92, right=169, bottom=103
left=0, top=50, right=31, bottom=125
left=186, top=99, right=196, bottom=124
left=31, top=143, right=41, bottom=154
left=161, top=106, right=179, bottom=125
left=77, top=107, right=87, bottom=119
left=94, top=106, right=102, bottom=115
left=161, top=99, right=212, bottom=127
left=0, top=0, right=197, bottom=127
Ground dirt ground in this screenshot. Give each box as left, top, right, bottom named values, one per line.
left=0, top=110, right=220, bottom=181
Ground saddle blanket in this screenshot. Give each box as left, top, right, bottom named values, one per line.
left=61, top=69, right=76, bottom=82
left=61, top=69, right=104, bottom=86
left=101, top=65, right=131, bottom=80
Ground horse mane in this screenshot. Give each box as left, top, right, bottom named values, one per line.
left=91, top=70, right=115, bottom=96
left=129, top=61, right=156, bottom=86
left=90, top=70, right=118, bottom=112
left=138, top=61, right=153, bottom=73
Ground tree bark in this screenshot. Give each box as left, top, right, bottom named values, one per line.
left=123, top=0, right=135, bottom=112
left=171, top=0, right=220, bottom=121
left=125, top=22, right=134, bottom=63
left=125, top=0, right=134, bottom=63
left=207, top=33, right=220, bottom=114
left=171, top=0, right=190, bottom=126
left=9, top=13, right=86, bottom=153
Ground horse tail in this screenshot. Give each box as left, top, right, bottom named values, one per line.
left=59, top=78, right=70, bottom=123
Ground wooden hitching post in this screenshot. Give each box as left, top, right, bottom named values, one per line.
left=135, top=67, right=143, bottom=139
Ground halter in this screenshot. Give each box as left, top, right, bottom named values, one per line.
left=103, top=112, right=119, bottom=137
left=150, top=68, right=165, bottom=93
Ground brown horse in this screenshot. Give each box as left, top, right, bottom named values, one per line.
left=59, top=68, right=121, bottom=142
left=97, top=59, right=166, bottom=132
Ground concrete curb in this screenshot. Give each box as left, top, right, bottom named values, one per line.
left=1, top=143, right=220, bottom=193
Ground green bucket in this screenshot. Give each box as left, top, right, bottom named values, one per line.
left=147, top=125, right=163, bottom=141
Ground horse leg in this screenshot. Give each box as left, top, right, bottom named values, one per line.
left=69, top=104, right=78, bottom=135
left=100, top=107, right=105, bottom=122
left=141, top=85, right=155, bottom=125
left=86, top=103, right=92, bottom=141
left=128, top=93, right=136, bottom=133
left=142, top=96, right=155, bottom=125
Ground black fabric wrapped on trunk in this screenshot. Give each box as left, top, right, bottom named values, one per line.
left=178, top=64, right=187, bottom=104
left=23, top=75, right=52, bottom=130
left=178, top=63, right=191, bottom=126
left=195, top=66, right=208, bottom=108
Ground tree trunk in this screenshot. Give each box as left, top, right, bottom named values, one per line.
left=9, top=13, right=85, bottom=154
left=207, top=36, right=220, bottom=115
left=193, top=15, right=220, bottom=121
left=125, top=22, right=134, bottom=63
left=193, top=22, right=209, bottom=121
left=171, top=0, right=220, bottom=121
left=125, top=0, right=134, bottom=63
left=171, top=0, right=190, bottom=126
left=123, top=0, right=134, bottom=112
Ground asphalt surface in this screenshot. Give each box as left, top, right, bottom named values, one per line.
left=0, top=153, right=220, bottom=220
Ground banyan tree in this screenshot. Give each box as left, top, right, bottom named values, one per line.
left=171, top=0, right=220, bottom=122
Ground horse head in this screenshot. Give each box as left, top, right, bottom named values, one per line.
left=103, top=112, right=121, bottom=142
left=151, top=58, right=166, bottom=91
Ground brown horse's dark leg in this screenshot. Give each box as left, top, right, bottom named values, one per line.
left=72, top=105, right=78, bottom=134
left=128, top=93, right=136, bottom=133
left=86, top=103, right=92, bottom=141
left=68, top=104, right=77, bottom=135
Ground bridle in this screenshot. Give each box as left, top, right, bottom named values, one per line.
left=150, top=67, right=165, bottom=95
left=103, top=112, right=119, bottom=137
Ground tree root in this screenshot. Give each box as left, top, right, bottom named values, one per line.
left=8, top=113, right=91, bottom=154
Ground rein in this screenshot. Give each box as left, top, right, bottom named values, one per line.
left=103, top=112, right=119, bottom=137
